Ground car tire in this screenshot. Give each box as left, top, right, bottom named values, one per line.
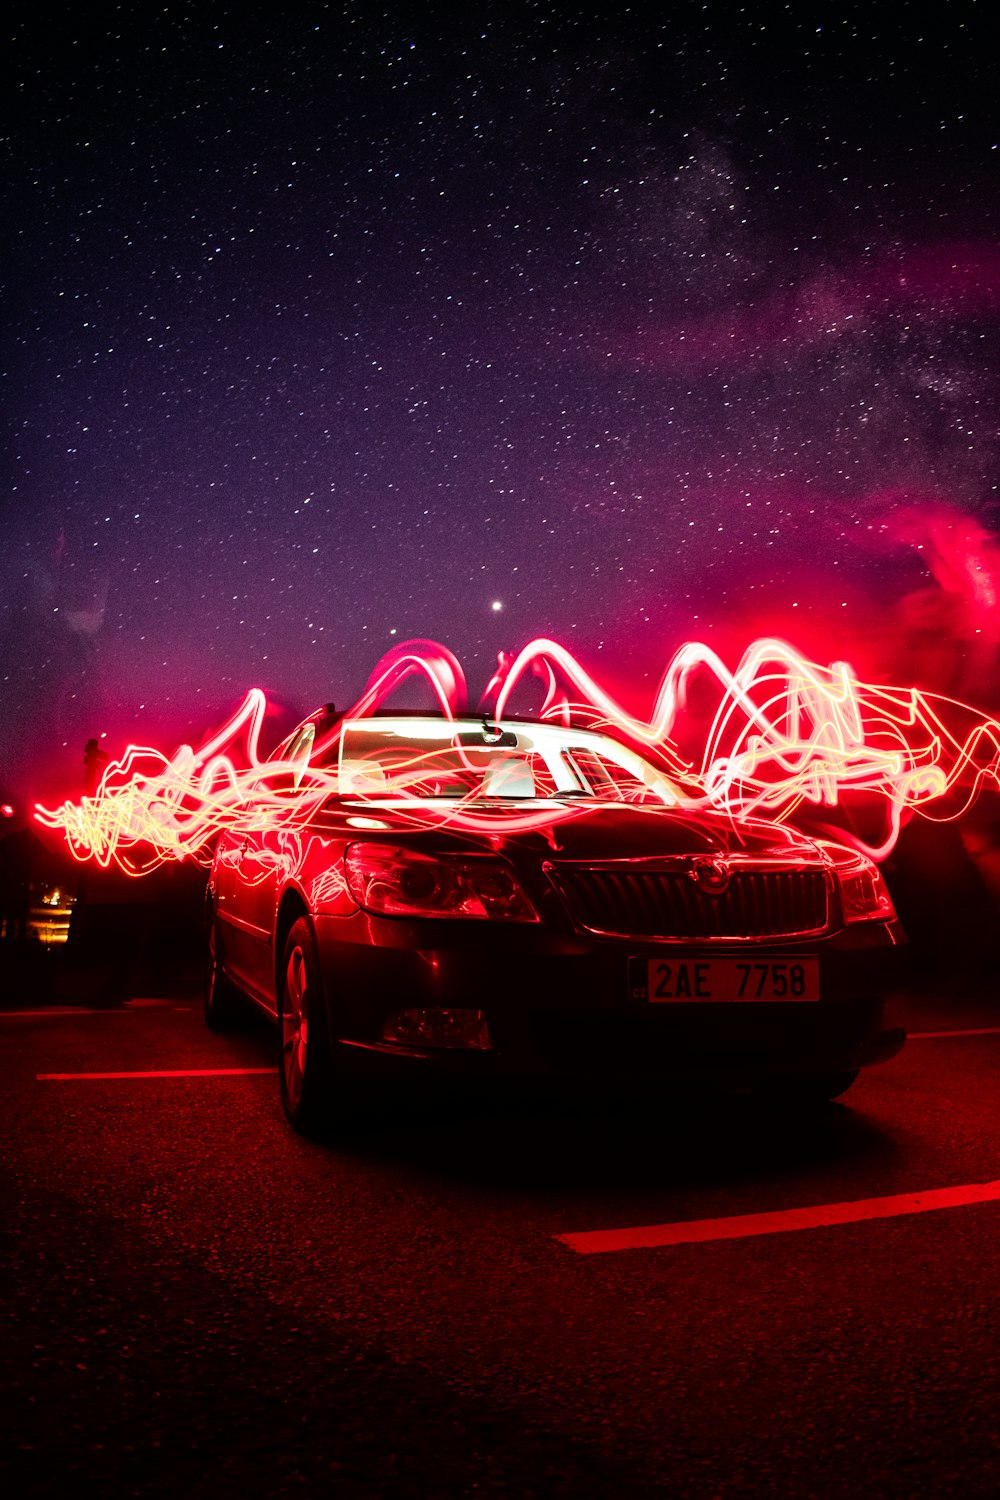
left=279, top=915, right=347, bottom=1135
left=204, top=912, right=245, bottom=1030
left=759, top=1069, right=860, bottom=1105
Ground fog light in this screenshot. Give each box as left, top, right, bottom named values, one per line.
left=379, top=1007, right=493, bottom=1051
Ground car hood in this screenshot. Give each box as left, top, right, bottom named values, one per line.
left=338, top=797, right=825, bottom=866
left=497, top=801, right=823, bottom=864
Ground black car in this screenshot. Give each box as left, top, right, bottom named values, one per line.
left=205, top=710, right=907, bottom=1131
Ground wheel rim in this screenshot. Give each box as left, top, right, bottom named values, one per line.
left=282, top=943, right=309, bottom=1111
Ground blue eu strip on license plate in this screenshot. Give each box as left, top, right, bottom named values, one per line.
left=640, top=957, right=821, bottom=1002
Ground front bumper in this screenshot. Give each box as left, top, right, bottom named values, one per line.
left=314, top=913, right=909, bottom=1090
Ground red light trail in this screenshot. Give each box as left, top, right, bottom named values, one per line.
left=34, top=636, right=1000, bottom=873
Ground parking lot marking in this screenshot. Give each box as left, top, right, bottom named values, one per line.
left=556, top=1178, right=1000, bottom=1255
left=37, top=1067, right=276, bottom=1080
left=1, top=1008, right=135, bottom=1019
left=908, top=1027, right=1000, bottom=1039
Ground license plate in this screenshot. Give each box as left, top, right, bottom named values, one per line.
left=638, top=957, right=821, bottom=1003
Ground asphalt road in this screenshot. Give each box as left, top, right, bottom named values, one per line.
left=1, top=976, right=998, bottom=1499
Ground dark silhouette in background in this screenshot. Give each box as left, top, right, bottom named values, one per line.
left=0, top=824, right=36, bottom=944
left=83, top=738, right=110, bottom=796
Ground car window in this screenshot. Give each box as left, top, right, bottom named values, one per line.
left=285, top=724, right=316, bottom=788
left=563, top=746, right=673, bottom=805
left=252, top=722, right=319, bottom=796
left=338, top=729, right=562, bottom=799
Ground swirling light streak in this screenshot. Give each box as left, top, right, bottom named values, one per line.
left=496, top=636, right=998, bottom=858
left=34, top=635, right=1000, bottom=873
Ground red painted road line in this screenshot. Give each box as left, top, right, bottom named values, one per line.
left=37, top=1067, right=277, bottom=1080
left=556, top=1179, right=1000, bottom=1255
left=1, top=1008, right=134, bottom=1019
left=908, top=1027, right=1000, bottom=1039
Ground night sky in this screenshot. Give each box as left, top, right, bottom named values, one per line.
left=4, top=2, right=998, bottom=799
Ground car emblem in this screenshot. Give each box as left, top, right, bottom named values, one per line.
left=690, top=857, right=730, bottom=895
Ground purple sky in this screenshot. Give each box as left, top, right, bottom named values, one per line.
left=4, top=2, right=998, bottom=798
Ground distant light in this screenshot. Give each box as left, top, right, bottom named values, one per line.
left=1, top=803, right=14, bottom=819
left=491, top=600, right=503, bottom=612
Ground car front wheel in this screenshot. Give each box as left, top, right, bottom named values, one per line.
left=279, top=916, right=343, bottom=1134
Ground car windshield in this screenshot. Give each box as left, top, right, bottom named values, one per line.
left=335, top=720, right=682, bottom=805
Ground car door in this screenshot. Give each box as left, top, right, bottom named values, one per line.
left=230, top=827, right=283, bottom=1000
left=222, top=722, right=320, bottom=1002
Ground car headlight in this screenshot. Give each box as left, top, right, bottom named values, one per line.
left=821, top=843, right=897, bottom=924
left=344, top=843, right=539, bottom=921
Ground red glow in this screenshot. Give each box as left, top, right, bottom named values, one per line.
left=889, top=504, right=1000, bottom=631
left=623, top=241, right=1000, bottom=376
left=34, top=635, right=1000, bottom=871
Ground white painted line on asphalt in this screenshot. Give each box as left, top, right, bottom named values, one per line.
left=908, top=1027, right=1000, bottom=1039
left=37, top=1067, right=277, bottom=1080
left=556, top=1178, right=1000, bottom=1255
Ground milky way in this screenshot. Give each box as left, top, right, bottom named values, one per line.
left=3, top=3, right=998, bottom=798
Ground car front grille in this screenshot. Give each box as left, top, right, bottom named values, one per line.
left=548, top=863, right=829, bottom=940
